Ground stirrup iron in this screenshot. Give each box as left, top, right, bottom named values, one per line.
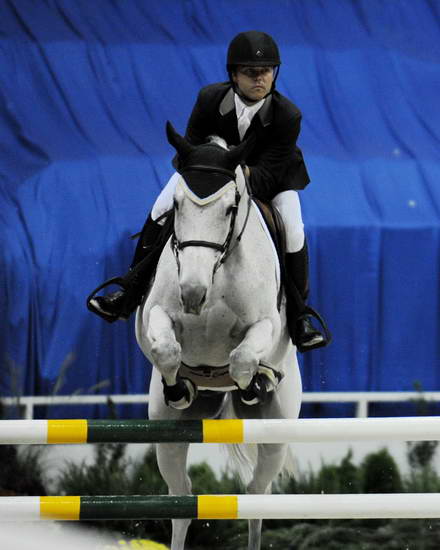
left=296, top=305, right=332, bottom=353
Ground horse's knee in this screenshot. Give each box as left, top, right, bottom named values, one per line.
left=229, top=345, right=259, bottom=390
left=151, top=340, right=182, bottom=382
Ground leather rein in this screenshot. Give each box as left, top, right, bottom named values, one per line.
left=171, top=165, right=253, bottom=279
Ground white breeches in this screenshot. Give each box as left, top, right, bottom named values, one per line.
left=151, top=173, right=305, bottom=254
left=271, top=190, right=305, bottom=253
left=151, top=172, right=181, bottom=223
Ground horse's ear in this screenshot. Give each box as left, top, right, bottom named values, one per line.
left=227, top=134, right=256, bottom=167
left=166, top=121, right=194, bottom=158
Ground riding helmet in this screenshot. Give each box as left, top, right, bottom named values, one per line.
left=226, top=31, right=281, bottom=97
left=226, top=31, right=281, bottom=68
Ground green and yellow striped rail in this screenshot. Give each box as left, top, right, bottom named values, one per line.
left=2, top=494, right=440, bottom=521
left=1, top=417, right=440, bottom=444
left=0, top=419, right=242, bottom=444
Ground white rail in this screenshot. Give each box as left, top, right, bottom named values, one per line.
left=1, top=493, right=440, bottom=520
left=0, top=391, right=438, bottom=420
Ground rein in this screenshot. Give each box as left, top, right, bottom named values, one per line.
left=171, top=165, right=253, bottom=279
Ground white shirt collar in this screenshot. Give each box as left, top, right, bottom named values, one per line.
left=234, top=93, right=266, bottom=119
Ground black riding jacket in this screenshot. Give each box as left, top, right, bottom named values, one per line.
left=183, top=82, right=310, bottom=203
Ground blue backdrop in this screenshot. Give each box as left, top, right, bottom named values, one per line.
left=1, top=0, right=439, bottom=418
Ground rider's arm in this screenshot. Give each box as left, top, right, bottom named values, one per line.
left=248, top=113, right=309, bottom=202
left=185, top=88, right=212, bottom=146
left=171, top=89, right=209, bottom=170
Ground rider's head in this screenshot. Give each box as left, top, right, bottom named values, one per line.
left=226, top=31, right=281, bottom=103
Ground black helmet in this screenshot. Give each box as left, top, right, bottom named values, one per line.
left=226, top=31, right=281, bottom=98
left=227, top=31, right=281, bottom=68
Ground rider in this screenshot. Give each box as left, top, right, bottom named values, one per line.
left=88, top=30, right=328, bottom=352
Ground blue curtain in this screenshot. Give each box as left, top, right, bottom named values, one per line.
left=1, top=0, right=439, bottom=418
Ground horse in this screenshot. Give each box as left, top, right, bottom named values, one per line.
left=135, top=122, right=302, bottom=550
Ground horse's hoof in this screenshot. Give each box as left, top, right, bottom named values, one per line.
left=163, top=377, right=197, bottom=409
left=240, top=393, right=261, bottom=406
left=239, top=373, right=267, bottom=406
left=238, top=366, right=282, bottom=406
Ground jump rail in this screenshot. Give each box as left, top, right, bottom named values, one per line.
left=1, top=417, right=440, bottom=445
left=2, top=418, right=440, bottom=523
left=2, top=494, right=440, bottom=521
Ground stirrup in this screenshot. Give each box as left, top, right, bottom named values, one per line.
left=296, top=306, right=332, bottom=353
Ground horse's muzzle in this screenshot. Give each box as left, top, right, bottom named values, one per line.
left=180, top=282, right=207, bottom=315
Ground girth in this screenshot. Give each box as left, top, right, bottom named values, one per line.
left=179, top=361, right=284, bottom=393
left=179, top=362, right=236, bottom=391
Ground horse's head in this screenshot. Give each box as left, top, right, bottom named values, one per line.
left=166, top=122, right=254, bottom=314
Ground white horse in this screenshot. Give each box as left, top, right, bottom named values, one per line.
left=135, top=123, right=302, bottom=550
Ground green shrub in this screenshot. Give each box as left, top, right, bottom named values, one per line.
left=361, top=448, right=402, bottom=493
left=0, top=445, right=48, bottom=496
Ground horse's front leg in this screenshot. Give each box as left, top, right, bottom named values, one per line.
left=229, top=318, right=275, bottom=404
left=147, top=305, right=196, bottom=409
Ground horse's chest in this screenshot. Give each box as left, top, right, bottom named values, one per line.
left=174, top=301, right=245, bottom=364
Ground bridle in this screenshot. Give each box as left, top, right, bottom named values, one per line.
left=170, top=164, right=253, bottom=280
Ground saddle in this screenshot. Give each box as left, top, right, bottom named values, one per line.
left=252, top=198, right=287, bottom=260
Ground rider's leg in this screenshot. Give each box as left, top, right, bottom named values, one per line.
left=271, top=190, right=326, bottom=351
left=87, top=173, right=179, bottom=322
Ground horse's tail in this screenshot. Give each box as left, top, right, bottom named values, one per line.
left=219, top=396, right=256, bottom=486
left=219, top=395, right=298, bottom=487
left=282, top=445, right=299, bottom=480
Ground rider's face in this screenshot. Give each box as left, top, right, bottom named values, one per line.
left=232, top=66, right=274, bottom=103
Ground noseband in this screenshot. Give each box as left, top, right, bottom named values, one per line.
left=171, top=165, right=252, bottom=279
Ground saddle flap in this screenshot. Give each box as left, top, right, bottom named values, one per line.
left=252, top=198, right=286, bottom=260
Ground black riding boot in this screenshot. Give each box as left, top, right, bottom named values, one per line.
left=87, top=214, right=164, bottom=323
left=285, top=242, right=328, bottom=352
